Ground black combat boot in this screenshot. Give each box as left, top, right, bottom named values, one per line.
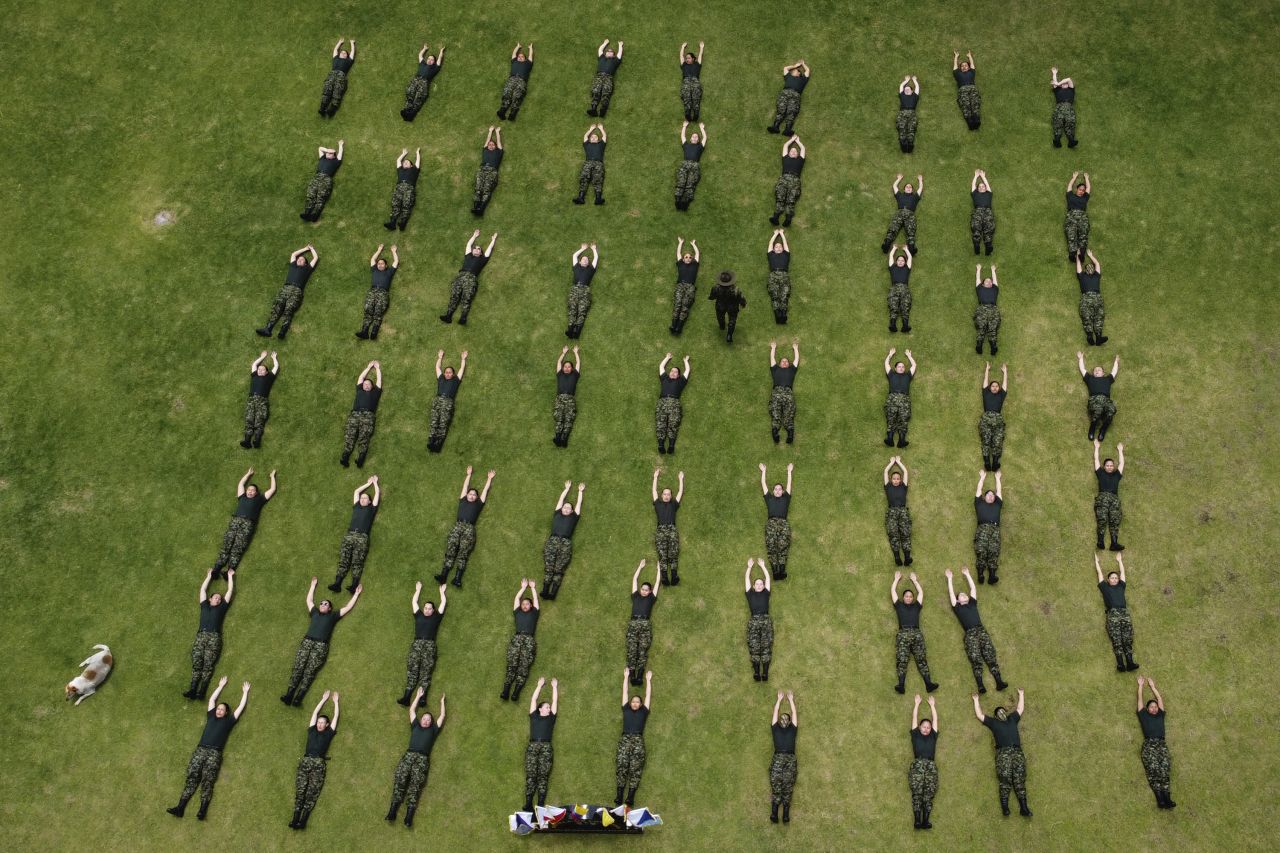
left=184, top=676, right=200, bottom=699
left=594, top=192, right=605, bottom=205
left=761, top=660, right=769, bottom=680
left=975, top=674, right=987, bottom=694
left=666, top=439, right=676, bottom=455
left=292, top=688, right=306, bottom=706
left=774, top=566, right=787, bottom=580
left=281, top=688, right=296, bottom=705
left=769, top=213, right=781, bottom=226
left=626, top=787, right=637, bottom=806
left=992, top=454, right=1001, bottom=471
left=1088, top=420, right=1099, bottom=441
left=167, top=797, right=189, bottom=818
left=782, top=122, right=794, bottom=137
left=1110, top=534, right=1124, bottom=552
left=885, top=430, right=895, bottom=447
left=508, top=107, right=519, bottom=120
left=1068, top=136, right=1078, bottom=148
left=327, top=578, right=342, bottom=592
left=786, top=429, right=794, bottom=444
left=990, top=343, right=998, bottom=356
left=1095, top=333, right=1108, bottom=345
left=895, top=675, right=906, bottom=694
left=256, top=323, right=274, bottom=337
left=661, top=568, right=671, bottom=587
left=586, top=105, right=598, bottom=117
left=893, top=549, right=903, bottom=567
left=451, top=567, right=465, bottom=589
left=1000, top=792, right=1011, bottom=816
left=616, top=786, right=626, bottom=805
left=1115, top=653, right=1127, bottom=672
left=921, top=805, right=932, bottom=829
left=782, top=804, right=790, bottom=823
left=356, top=452, right=367, bottom=468
left=901, top=318, right=911, bottom=333
left=783, top=214, right=793, bottom=226
left=977, top=566, right=986, bottom=584
left=1097, top=417, right=1112, bottom=441
left=573, top=192, right=586, bottom=205
left=988, top=568, right=999, bottom=586
left=524, top=796, right=534, bottom=812
left=240, top=433, right=253, bottom=449
left=907, top=243, right=918, bottom=256
left=497, top=107, right=508, bottom=120
left=397, top=689, right=412, bottom=706
left=383, top=218, right=397, bottom=231
left=1017, top=795, right=1032, bottom=817
left=914, top=808, right=923, bottom=829
left=924, top=677, right=939, bottom=692
left=404, top=805, right=417, bottom=827
left=904, top=549, right=913, bottom=566
left=994, top=674, right=1009, bottom=691
left=340, top=451, right=350, bottom=468
left=779, top=308, right=789, bottom=324
left=1053, top=135, right=1062, bottom=148
left=669, top=568, right=681, bottom=586
left=889, top=318, right=897, bottom=333
left=753, top=661, right=762, bottom=681
left=298, top=808, right=312, bottom=829
left=290, top=809, right=303, bottom=829
left=770, top=803, right=780, bottom=822
left=500, top=679, right=512, bottom=700
left=896, top=431, right=909, bottom=448
left=196, top=802, right=209, bottom=820
left=439, top=311, right=453, bottom=323
left=983, top=454, right=993, bottom=471
left=1097, top=534, right=1106, bottom=550
left=277, top=321, right=291, bottom=340
left=1125, top=654, right=1139, bottom=671
left=457, top=310, right=469, bottom=326
left=974, top=240, right=981, bottom=255
left=434, top=566, right=449, bottom=583
left=772, top=428, right=780, bottom=444
left=1086, top=332, right=1096, bottom=346
left=985, top=241, right=994, bottom=255
left=767, top=121, right=780, bottom=134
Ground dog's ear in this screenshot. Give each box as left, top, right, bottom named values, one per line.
left=65, top=684, right=77, bottom=699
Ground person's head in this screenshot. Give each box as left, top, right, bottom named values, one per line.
left=1107, top=571, right=1120, bottom=586
left=904, top=183, right=915, bottom=194
left=516, top=51, right=526, bottom=62
left=589, top=132, right=600, bottom=143
left=215, top=702, right=230, bottom=718
left=209, top=592, right=224, bottom=607
left=538, top=701, right=553, bottom=716
left=295, top=255, right=309, bottom=266
left=560, top=502, right=574, bottom=516
left=425, top=55, right=436, bottom=66
left=375, top=258, right=388, bottom=271
left=890, top=471, right=903, bottom=486
left=443, top=365, right=456, bottom=380
left=418, top=712, right=434, bottom=727
left=902, top=588, right=914, bottom=605
left=245, top=484, right=259, bottom=498
left=787, top=146, right=799, bottom=158
left=684, top=52, right=696, bottom=64
left=779, top=357, right=791, bottom=369
left=324, top=150, right=336, bottom=159
left=957, top=591, right=971, bottom=605
left=894, top=361, right=906, bottom=374
left=719, top=271, right=734, bottom=286
left=485, top=140, right=497, bottom=150
left=361, top=378, right=373, bottom=391
left=895, top=255, right=907, bottom=268
left=1092, top=365, right=1106, bottom=377
left=421, top=600, right=435, bottom=616
left=994, top=706, right=1010, bottom=721
left=316, top=714, right=330, bottom=732
left=660, top=488, right=672, bottom=502
left=1103, top=458, right=1116, bottom=473
left=577, top=254, right=591, bottom=266
left=639, top=582, right=653, bottom=597
left=772, top=240, right=784, bottom=253
left=1145, top=699, right=1159, bottom=715
left=358, top=492, right=372, bottom=507
left=960, top=60, right=970, bottom=72
left=690, top=132, right=701, bottom=145
left=983, top=490, right=996, bottom=504
left=918, top=718, right=933, bottom=735
left=778, top=712, right=793, bottom=727
left=982, top=276, right=993, bottom=288
left=1075, top=182, right=1087, bottom=196
left=667, top=367, right=681, bottom=380
left=789, top=67, right=801, bottom=77
left=903, top=84, right=914, bottom=95
left=1084, top=261, right=1096, bottom=275
left=752, top=577, right=766, bottom=592
left=519, top=597, right=533, bottom=612
left=988, top=381, right=1002, bottom=394
left=682, top=252, right=694, bottom=263
left=562, top=361, right=574, bottom=374
left=604, top=48, right=615, bottom=58
left=470, top=245, right=483, bottom=256
left=978, top=180, right=988, bottom=193
left=318, top=599, right=333, bottom=613
left=339, top=49, right=349, bottom=59
left=465, top=487, right=479, bottom=502
left=772, top=483, right=785, bottom=497
left=255, top=364, right=268, bottom=376
left=401, top=158, right=413, bottom=168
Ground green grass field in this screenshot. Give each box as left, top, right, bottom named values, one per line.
left=3, top=0, right=1279, bottom=849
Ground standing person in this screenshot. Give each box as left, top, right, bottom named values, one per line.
left=211, top=468, right=277, bottom=578
left=552, top=346, right=581, bottom=446
left=767, top=60, right=811, bottom=135
left=184, top=569, right=235, bottom=699
left=439, top=230, right=498, bottom=325
left=587, top=39, right=624, bottom=116
left=952, top=50, right=981, bottom=129
left=356, top=244, right=398, bottom=340
left=299, top=139, right=343, bottom=222
left=166, top=677, right=250, bottom=820
left=674, top=121, right=707, bottom=211
left=1093, top=439, right=1126, bottom=551
left=883, top=456, right=913, bottom=567
left=541, top=480, right=585, bottom=599
left=670, top=237, right=700, bottom=335
left=768, top=691, right=799, bottom=823
left=973, top=471, right=1004, bottom=584
left=239, top=350, right=279, bottom=448
left=386, top=690, right=446, bottom=827
left=896, top=75, right=920, bottom=152
left=1050, top=66, right=1078, bottom=148
left=1077, top=351, right=1119, bottom=441
left=769, top=135, right=806, bottom=227
left=947, top=567, right=1008, bottom=692
left=768, top=341, right=799, bottom=443
left=880, top=173, right=924, bottom=254
left=883, top=348, right=917, bottom=448
left=760, top=463, right=793, bottom=578
left=1076, top=249, right=1108, bottom=346
left=497, top=42, right=533, bottom=120
left=886, top=244, right=914, bottom=333
left=256, top=245, right=318, bottom=339
left=974, top=263, right=1001, bottom=355
left=1064, top=171, right=1092, bottom=261
left=573, top=124, right=609, bottom=205
left=1096, top=554, right=1140, bottom=672
left=501, top=579, right=541, bottom=700
left=679, top=41, right=705, bottom=119
left=401, top=43, right=444, bottom=121
left=566, top=243, right=598, bottom=339
left=399, top=582, right=448, bottom=705
left=654, top=354, right=691, bottom=455
left=318, top=39, right=355, bottom=117
left=970, top=169, right=995, bottom=255
left=979, top=363, right=1009, bottom=472
left=708, top=270, right=746, bottom=343
left=908, top=694, right=939, bottom=829
left=1136, top=677, right=1176, bottom=808
left=652, top=469, right=684, bottom=583
left=472, top=127, right=504, bottom=216
left=616, top=668, right=653, bottom=806
left=523, top=678, right=559, bottom=812
left=626, top=560, right=661, bottom=681
left=766, top=229, right=792, bottom=323
left=340, top=361, right=382, bottom=468
left=744, top=558, right=774, bottom=681
left=434, top=466, right=496, bottom=588
left=328, top=475, right=380, bottom=593
left=280, top=578, right=362, bottom=707
left=383, top=149, right=420, bottom=232
left=427, top=350, right=467, bottom=453
left=892, top=572, right=939, bottom=693
left=289, top=691, right=339, bottom=830
left=972, top=689, right=1032, bottom=817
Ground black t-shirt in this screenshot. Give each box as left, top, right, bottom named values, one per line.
left=954, top=68, right=976, bottom=86
left=371, top=266, right=396, bottom=290
left=436, top=376, right=462, bottom=399
left=746, top=589, right=771, bottom=615
left=659, top=376, right=688, bottom=399
left=1084, top=374, right=1114, bottom=396
left=199, top=600, right=230, bottom=633
left=682, top=141, right=704, bottom=162
left=461, top=252, right=490, bottom=274
left=771, top=365, right=797, bottom=388
left=768, top=250, right=790, bottom=272
left=1098, top=580, right=1127, bottom=610
left=396, top=165, right=420, bottom=185
left=899, top=92, right=919, bottom=109
left=457, top=498, right=484, bottom=524
left=1096, top=469, right=1123, bottom=494
left=417, top=61, right=442, bottom=80
left=557, top=369, right=580, bottom=395
left=514, top=606, right=540, bottom=635
left=286, top=262, right=315, bottom=287
left=551, top=511, right=579, bottom=539
left=1137, top=708, right=1165, bottom=739
left=631, top=591, right=657, bottom=619
left=598, top=55, right=621, bottom=74
left=530, top=711, right=557, bottom=741
left=510, top=59, right=533, bottom=79
left=772, top=722, right=798, bottom=752
left=199, top=709, right=238, bottom=750
left=983, top=388, right=1007, bottom=413
left=765, top=492, right=791, bottom=519
left=783, top=73, right=808, bottom=92
left=781, top=155, right=805, bottom=175
left=895, top=191, right=920, bottom=211
left=1067, top=190, right=1090, bottom=211
left=583, top=141, right=606, bottom=161
left=306, top=725, right=337, bottom=757
left=911, top=727, right=937, bottom=759
left=977, top=285, right=998, bottom=305
left=982, top=712, right=1022, bottom=748
left=895, top=600, right=921, bottom=629
left=887, top=371, right=912, bottom=394
left=681, top=61, right=701, bottom=79
left=235, top=493, right=267, bottom=521
left=975, top=496, right=1002, bottom=525
left=573, top=263, right=596, bottom=286
left=1078, top=271, right=1102, bottom=293
left=884, top=483, right=907, bottom=507
left=317, top=156, right=342, bottom=176
left=414, top=610, right=444, bottom=640
left=249, top=371, right=276, bottom=398
left=332, top=56, right=354, bottom=73
left=1055, top=85, right=1076, bottom=103
left=306, top=607, right=342, bottom=643
left=711, top=285, right=746, bottom=310
left=889, top=264, right=911, bottom=285
left=408, top=719, right=441, bottom=754
left=653, top=498, right=679, bottom=525
left=972, top=190, right=993, bottom=209
left=953, top=599, right=983, bottom=630
left=349, top=502, right=377, bottom=533
left=676, top=260, right=699, bottom=284
left=481, top=147, right=504, bottom=169
left=353, top=384, right=382, bottom=412
left=622, top=705, right=650, bottom=734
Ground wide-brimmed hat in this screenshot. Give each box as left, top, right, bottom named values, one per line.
left=718, top=270, right=736, bottom=287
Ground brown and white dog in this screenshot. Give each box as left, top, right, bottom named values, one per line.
left=65, top=644, right=114, bottom=705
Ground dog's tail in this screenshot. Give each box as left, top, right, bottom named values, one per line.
left=94, top=644, right=110, bottom=652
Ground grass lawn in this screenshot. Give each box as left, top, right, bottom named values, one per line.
left=2, top=0, right=1278, bottom=850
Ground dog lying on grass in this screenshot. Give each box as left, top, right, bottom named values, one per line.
left=65, top=644, right=113, bottom=705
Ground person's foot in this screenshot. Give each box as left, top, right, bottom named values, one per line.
left=786, top=430, right=794, bottom=444
left=327, top=581, right=342, bottom=592
left=240, top=439, right=252, bottom=449
left=1053, top=136, right=1062, bottom=148
left=977, top=342, right=984, bottom=354
left=196, top=805, right=209, bottom=820
left=893, top=550, right=903, bottom=567
left=1110, top=540, right=1125, bottom=552
left=990, top=345, right=998, bottom=355
left=398, top=222, right=407, bottom=231
left=889, top=319, right=897, bottom=333
left=356, top=328, right=369, bottom=339
left=985, top=242, right=994, bottom=255
left=1126, top=657, right=1140, bottom=671
left=356, top=453, right=366, bottom=468
left=594, top=194, right=605, bottom=205
left=904, top=551, right=913, bottom=566
left=573, top=194, right=586, bottom=205
left=769, top=214, right=780, bottom=226
left=167, top=805, right=185, bottom=818
left=404, top=806, right=417, bottom=827
left=383, top=219, right=397, bottom=231
left=767, top=123, right=780, bottom=134
left=1019, top=801, right=1032, bottom=817
left=182, top=688, right=197, bottom=699
left=884, top=432, right=895, bottom=447
left=586, top=107, right=598, bottom=117
left=907, top=244, right=918, bottom=256
left=386, top=802, right=399, bottom=821
left=281, top=690, right=295, bottom=705
left=1096, top=335, right=1108, bottom=346
left=439, top=313, right=452, bottom=323
left=894, top=681, right=906, bottom=694
left=995, top=679, right=1009, bottom=691
left=925, top=681, right=939, bottom=692
left=457, top=313, right=468, bottom=326
left=252, top=437, right=261, bottom=448
left=783, top=215, right=793, bottom=226
left=452, top=575, right=463, bottom=588
left=255, top=327, right=272, bottom=337
left=290, top=810, right=302, bottom=829
left=1088, top=423, right=1098, bottom=441
left=782, top=804, right=790, bottom=823
left=896, top=434, right=909, bottom=448
left=770, top=804, right=780, bottom=823
left=772, top=428, right=781, bottom=444
left=901, top=321, right=911, bottom=333
left=292, top=691, right=305, bottom=706
left=1068, top=137, right=1079, bottom=148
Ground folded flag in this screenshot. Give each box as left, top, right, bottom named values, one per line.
left=509, top=812, right=535, bottom=835
left=535, top=804, right=567, bottom=828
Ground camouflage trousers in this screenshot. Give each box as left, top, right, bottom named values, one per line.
left=391, top=751, right=430, bottom=807
left=445, top=270, right=479, bottom=316
left=626, top=618, right=653, bottom=672
left=428, top=396, right=454, bottom=444
left=1094, top=491, right=1122, bottom=539
left=553, top=393, right=577, bottom=437
left=388, top=180, right=416, bottom=228
left=474, top=165, right=499, bottom=206
left=500, top=75, right=527, bottom=112
left=293, top=755, right=327, bottom=813
left=336, top=530, right=369, bottom=586
left=896, top=109, right=918, bottom=146
left=1087, top=393, right=1116, bottom=423
left=589, top=72, right=615, bottom=111
left=896, top=627, right=933, bottom=682
left=747, top=613, right=774, bottom=664
left=769, top=386, right=796, bottom=432
left=671, top=281, right=696, bottom=323
left=971, top=206, right=995, bottom=245
left=525, top=741, right=554, bottom=798
left=1052, top=102, right=1077, bottom=139
left=654, top=523, right=680, bottom=574
left=995, top=746, right=1027, bottom=800
left=404, top=75, right=430, bottom=115
left=908, top=757, right=938, bottom=811
left=342, top=410, right=376, bottom=457
left=404, top=637, right=438, bottom=695
left=773, top=89, right=802, bottom=126
left=1065, top=209, right=1090, bottom=256
left=974, top=304, right=1001, bottom=347
left=542, top=535, right=573, bottom=587
left=979, top=411, right=1005, bottom=456
left=243, top=394, right=269, bottom=444
left=765, top=517, right=791, bottom=569
left=1140, top=738, right=1171, bottom=795
left=288, top=638, right=330, bottom=693
left=266, top=284, right=304, bottom=327
left=888, top=282, right=912, bottom=322
left=1104, top=607, right=1134, bottom=656
left=567, top=284, right=592, bottom=326
left=973, top=522, right=1001, bottom=576
left=885, top=506, right=912, bottom=551
left=963, top=625, right=1003, bottom=683
left=578, top=160, right=605, bottom=195
left=190, top=630, right=222, bottom=693
left=320, top=70, right=347, bottom=114
left=956, top=84, right=981, bottom=121
left=655, top=397, right=683, bottom=444
left=214, top=516, right=255, bottom=571
left=680, top=76, right=702, bottom=114
left=769, top=752, right=797, bottom=806
left=1079, top=292, right=1105, bottom=337
left=302, top=174, right=333, bottom=217
left=180, top=745, right=223, bottom=808
left=505, top=633, right=537, bottom=692
left=884, top=392, right=912, bottom=433
left=884, top=209, right=917, bottom=245
left=441, top=521, right=476, bottom=574
left=362, top=288, right=390, bottom=331
left=615, top=733, right=646, bottom=789
left=674, top=160, right=701, bottom=205
left=773, top=173, right=802, bottom=218
left=768, top=270, right=791, bottom=311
